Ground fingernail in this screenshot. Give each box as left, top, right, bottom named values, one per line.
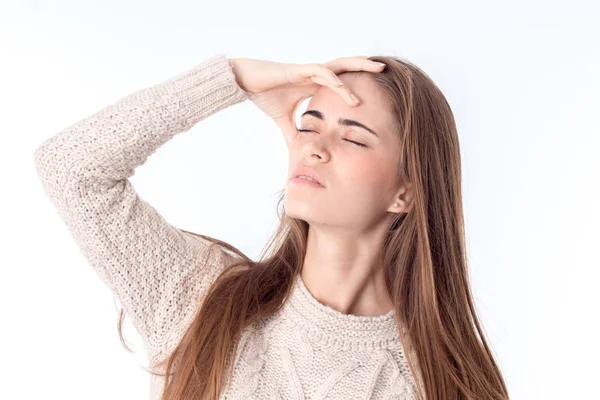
left=350, top=93, right=361, bottom=104
left=375, top=62, right=386, bottom=68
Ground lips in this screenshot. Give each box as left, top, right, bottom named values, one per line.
left=290, top=166, right=325, bottom=187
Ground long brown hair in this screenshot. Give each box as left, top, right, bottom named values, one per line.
left=116, top=55, right=509, bottom=399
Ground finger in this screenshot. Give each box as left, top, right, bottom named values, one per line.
left=311, top=64, right=363, bottom=106
left=292, top=63, right=345, bottom=88
left=310, top=75, right=360, bottom=106
left=324, top=57, right=386, bottom=75
left=284, top=63, right=326, bottom=85
left=315, top=63, right=348, bottom=88
left=327, top=57, right=386, bottom=73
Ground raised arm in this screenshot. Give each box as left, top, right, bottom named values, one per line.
left=33, top=53, right=249, bottom=362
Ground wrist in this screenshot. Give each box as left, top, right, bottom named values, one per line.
left=227, top=58, right=246, bottom=92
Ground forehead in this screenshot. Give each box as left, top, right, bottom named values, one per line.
left=304, top=73, right=394, bottom=136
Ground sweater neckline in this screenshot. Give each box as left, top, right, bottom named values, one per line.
left=281, top=273, right=402, bottom=350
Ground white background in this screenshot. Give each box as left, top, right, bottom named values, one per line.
left=1, top=1, right=599, bottom=399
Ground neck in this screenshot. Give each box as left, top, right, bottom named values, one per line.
left=300, top=224, right=395, bottom=317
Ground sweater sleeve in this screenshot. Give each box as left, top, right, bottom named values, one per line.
left=33, top=53, right=250, bottom=362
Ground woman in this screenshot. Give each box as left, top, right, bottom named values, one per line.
left=34, top=53, right=509, bottom=399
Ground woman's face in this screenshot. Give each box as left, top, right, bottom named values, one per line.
left=285, top=73, right=404, bottom=231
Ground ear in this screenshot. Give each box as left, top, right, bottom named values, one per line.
left=387, top=183, right=413, bottom=213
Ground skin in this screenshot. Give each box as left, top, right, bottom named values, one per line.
left=284, top=73, right=413, bottom=317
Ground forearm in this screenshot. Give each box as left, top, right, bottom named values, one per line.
left=34, top=53, right=250, bottom=189
left=33, top=53, right=250, bottom=352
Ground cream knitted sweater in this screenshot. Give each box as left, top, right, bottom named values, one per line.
left=33, top=54, right=421, bottom=400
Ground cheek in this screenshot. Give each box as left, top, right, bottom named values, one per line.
left=343, top=157, right=390, bottom=192
left=288, top=138, right=305, bottom=157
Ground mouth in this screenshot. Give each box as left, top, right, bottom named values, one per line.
left=290, top=176, right=326, bottom=188
left=290, top=166, right=325, bottom=187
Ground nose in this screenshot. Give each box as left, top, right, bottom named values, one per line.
left=301, top=138, right=331, bottom=163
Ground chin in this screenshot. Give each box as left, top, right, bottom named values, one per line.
left=284, top=199, right=311, bottom=221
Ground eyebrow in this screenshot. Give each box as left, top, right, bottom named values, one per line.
left=300, top=109, right=379, bottom=137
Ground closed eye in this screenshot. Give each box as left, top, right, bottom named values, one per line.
left=297, top=129, right=367, bottom=148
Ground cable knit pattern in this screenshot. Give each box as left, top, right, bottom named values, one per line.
left=33, top=53, right=421, bottom=399
left=213, top=274, right=421, bottom=399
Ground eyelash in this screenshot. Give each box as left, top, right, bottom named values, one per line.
left=297, top=129, right=367, bottom=148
